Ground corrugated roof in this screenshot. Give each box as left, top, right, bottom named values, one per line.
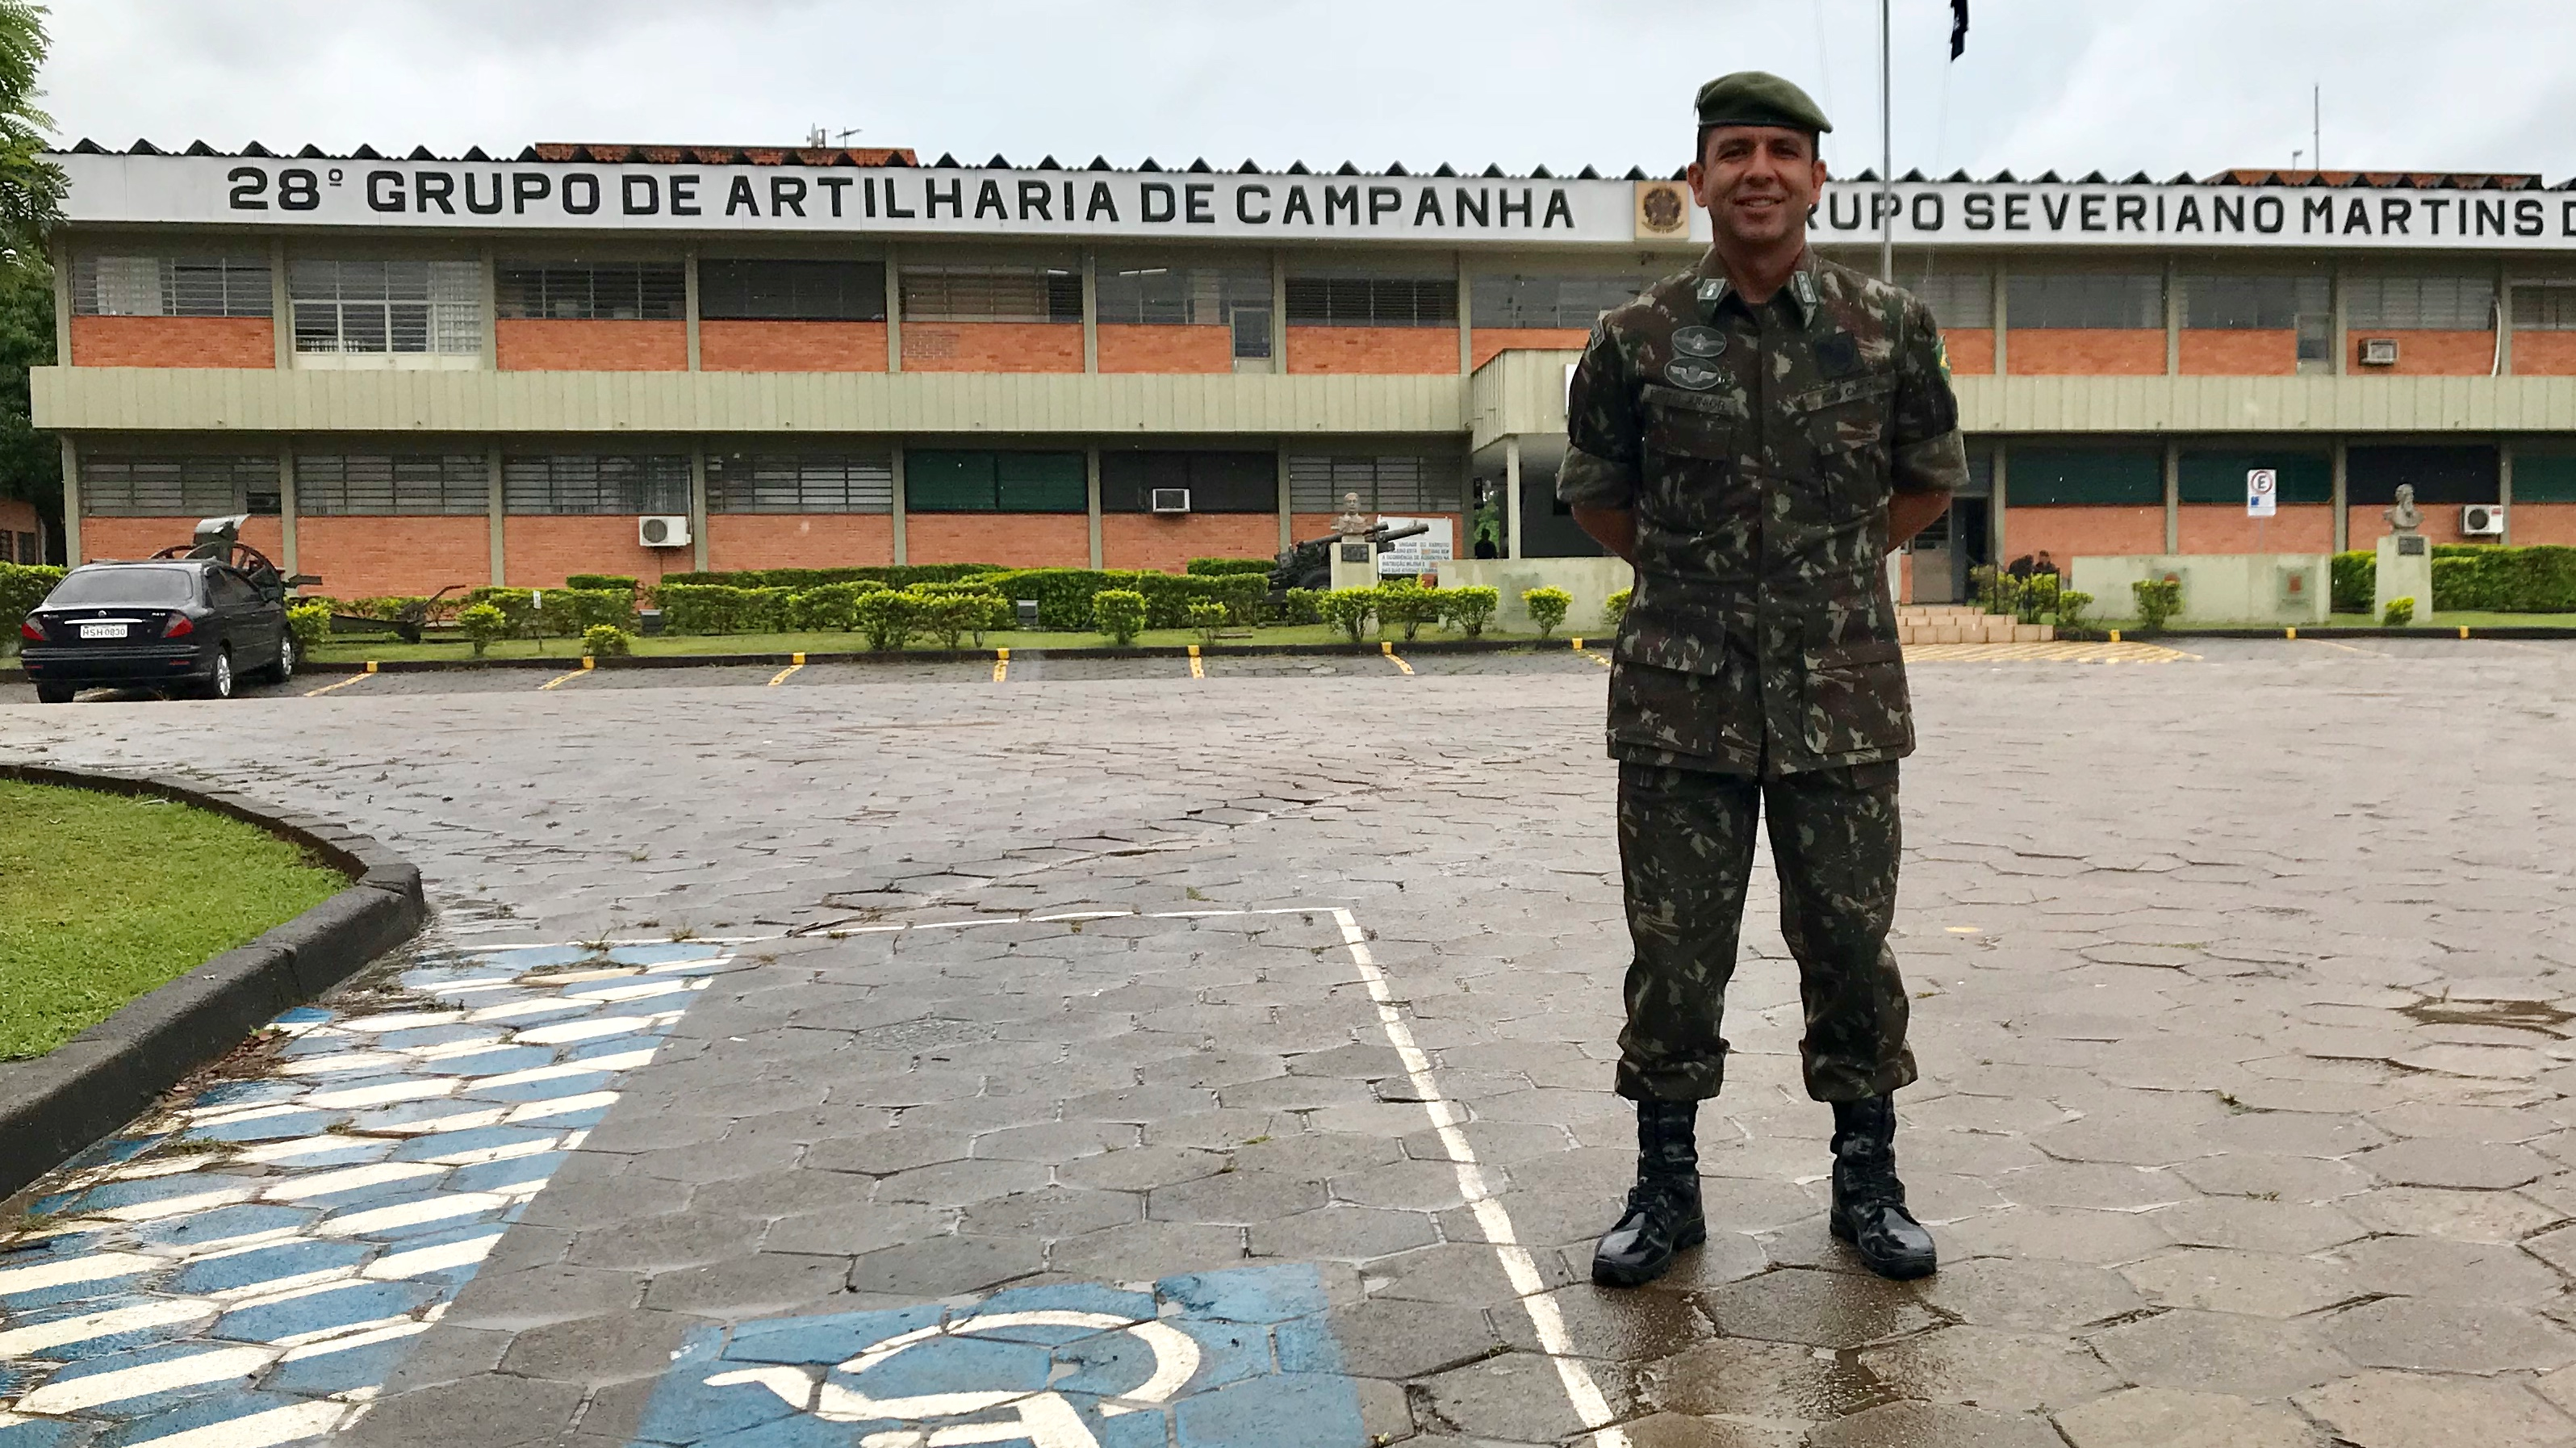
left=48, top=141, right=2574, bottom=190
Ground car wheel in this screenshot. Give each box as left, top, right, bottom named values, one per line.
left=36, top=684, right=73, bottom=704
left=205, top=647, right=234, bottom=700
left=264, top=633, right=297, bottom=684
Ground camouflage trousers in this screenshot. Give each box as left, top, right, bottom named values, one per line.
left=1614, top=760, right=1919, bottom=1103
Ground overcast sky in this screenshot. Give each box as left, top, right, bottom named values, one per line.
left=36, top=1, right=2576, bottom=182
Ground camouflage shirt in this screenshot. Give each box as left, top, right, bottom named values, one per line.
left=1558, top=247, right=1968, bottom=776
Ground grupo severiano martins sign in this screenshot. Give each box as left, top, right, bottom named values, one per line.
left=57, top=154, right=2576, bottom=252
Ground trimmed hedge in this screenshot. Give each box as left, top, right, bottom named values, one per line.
left=659, top=564, right=1002, bottom=590
left=462, top=586, right=637, bottom=635
left=652, top=584, right=790, bottom=634
left=0, top=563, right=65, bottom=646
left=1185, top=557, right=1276, bottom=577
left=2340, top=544, right=2576, bottom=613
left=565, top=574, right=638, bottom=595
left=2331, top=551, right=2373, bottom=612
left=969, top=569, right=1263, bottom=629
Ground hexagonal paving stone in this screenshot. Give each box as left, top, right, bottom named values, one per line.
left=1642, top=1335, right=1887, bottom=1421
left=2324, top=1297, right=2576, bottom=1375
left=2342, top=1187, right=2564, bottom=1244
left=2089, top=1310, right=2354, bottom=1399
left=1056, top=1145, right=1232, bottom=1193
left=1413, top=1350, right=1644, bottom=1441
left=1857, top=1326, right=2123, bottom=1412
left=1804, top=1401, right=2068, bottom=1447
left=1990, top=1162, right=2191, bottom=1212
left=2296, top=1370, right=2576, bottom=1448
left=1249, top=1204, right=1438, bottom=1264
left=1149, top=1170, right=1329, bottom=1225
left=1915, top=1258, right=2147, bottom=1333
left=2172, top=1151, right=2373, bottom=1204
left=2151, top=1196, right=2368, bottom=1254
left=1695, top=1268, right=1942, bottom=1348
left=1939, top=1207, right=2174, bottom=1266
left=2053, top=1386, right=2320, bottom=1448
left=2335, top=1235, right=2567, bottom=1303
left=2119, top=1248, right=2359, bottom=1317
left=2360, top=1139, right=2551, bottom=1191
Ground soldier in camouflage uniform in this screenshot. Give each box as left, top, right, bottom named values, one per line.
left=1560, top=72, right=1967, bottom=1286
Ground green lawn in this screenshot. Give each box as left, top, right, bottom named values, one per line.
left=310, top=623, right=1576, bottom=663
left=0, top=780, right=349, bottom=1061
left=2077, top=611, right=2576, bottom=632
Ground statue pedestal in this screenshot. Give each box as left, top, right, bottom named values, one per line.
left=2375, top=534, right=2434, bottom=621
left=1328, top=538, right=1377, bottom=592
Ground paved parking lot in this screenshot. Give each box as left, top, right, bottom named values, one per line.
left=4, top=638, right=2576, bottom=1447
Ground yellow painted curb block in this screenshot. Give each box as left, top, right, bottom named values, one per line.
left=364, top=659, right=378, bottom=673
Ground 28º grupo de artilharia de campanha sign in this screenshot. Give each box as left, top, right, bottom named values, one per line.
left=56, top=153, right=2576, bottom=252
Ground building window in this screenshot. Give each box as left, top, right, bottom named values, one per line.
left=495, top=262, right=686, bottom=320
left=2181, top=274, right=2328, bottom=330
left=502, top=454, right=691, bottom=515
left=2005, top=273, right=2164, bottom=329
left=2514, top=449, right=2576, bottom=503
left=9, top=531, right=34, bottom=564
left=903, top=450, right=1086, bottom=512
left=1286, top=455, right=1463, bottom=513
left=708, top=452, right=893, bottom=513
left=290, top=258, right=483, bottom=354
left=2345, top=445, right=2497, bottom=506
left=1285, top=273, right=1458, bottom=328
left=699, top=260, right=887, bottom=322
left=1906, top=271, right=1995, bottom=331
left=898, top=264, right=1081, bottom=323
left=2509, top=284, right=2576, bottom=331
left=2002, top=447, right=2162, bottom=506
left=79, top=455, right=279, bottom=517
left=1469, top=274, right=1651, bottom=331
left=1094, top=262, right=1272, bottom=358
left=2177, top=448, right=2332, bottom=505
left=1100, top=451, right=1276, bottom=513
left=2344, top=274, right=2496, bottom=331
left=295, top=454, right=488, bottom=516
left=72, top=255, right=271, bottom=317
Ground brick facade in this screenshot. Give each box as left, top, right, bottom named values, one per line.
left=2511, top=502, right=2576, bottom=545
left=699, top=320, right=889, bottom=372
left=1286, top=326, right=1459, bottom=375
left=2180, top=329, right=2300, bottom=376
left=83, top=515, right=282, bottom=564
left=70, top=316, right=274, bottom=369
left=2006, top=330, right=2167, bottom=375
left=1941, top=328, right=1996, bottom=375
left=2512, top=332, right=2576, bottom=375
left=1100, top=513, right=1280, bottom=572
left=299, top=515, right=490, bottom=598
left=1, top=497, right=40, bottom=563
left=1470, top=329, right=1587, bottom=369
left=2001, top=504, right=2164, bottom=561
left=1097, top=324, right=1236, bottom=374
left=2177, top=503, right=2334, bottom=553
left=905, top=513, right=1089, bottom=567
left=496, top=320, right=688, bottom=371
left=2348, top=329, right=2496, bottom=376
left=899, top=323, right=1083, bottom=372
left=705, top=513, right=894, bottom=570
left=2348, top=502, right=2477, bottom=546
left=502, top=514, right=688, bottom=588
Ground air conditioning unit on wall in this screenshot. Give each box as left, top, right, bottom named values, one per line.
left=1149, top=488, right=1192, bottom=514
left=2359, top=337, right=2400, bottom=366
left=638, top=515, right=692, bottom=547
left=2461, top=504, right=2506, bottom=537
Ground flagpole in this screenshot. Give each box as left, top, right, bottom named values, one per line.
left=1880, top=0, right=1894, bottom=282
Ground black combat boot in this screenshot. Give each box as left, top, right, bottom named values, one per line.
left=1829, top=1095, right=1938, bottom=1279
left=1591, top=1099, right=1705, bottom=1287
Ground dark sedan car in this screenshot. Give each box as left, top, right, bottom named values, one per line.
left=19, top=556, right=296, bottom=702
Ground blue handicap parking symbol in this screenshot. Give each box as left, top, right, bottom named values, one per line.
left=625, top=1264, right=1369, bottom=1448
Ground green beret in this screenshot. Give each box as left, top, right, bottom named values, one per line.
left=1694, top=72, right=1832, bottom=135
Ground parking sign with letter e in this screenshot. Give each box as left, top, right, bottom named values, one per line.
left=2246, top=468, right=2278, bottom=518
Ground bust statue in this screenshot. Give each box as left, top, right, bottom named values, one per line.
left=1331, top=492, right=1370, bottom=540
left=2385, top=483, right=2423, bottom=535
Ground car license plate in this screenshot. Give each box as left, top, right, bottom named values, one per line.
left=79, top=622, right=128, bottom=639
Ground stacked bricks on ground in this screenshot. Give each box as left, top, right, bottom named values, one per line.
left=1897, top=604, right=2055, bottom=645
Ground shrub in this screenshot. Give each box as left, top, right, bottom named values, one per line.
left=1186, top=557, right=1276, bottom=577
left=784, top=581, right=884, bottom=631
left=286, top=601, right=332, bottom=659
left=1967, top=564, right=2018, bottom=616
left=851, top=588, right=926, bottom=651
left=2016, top=573, right=2060, bottom=626
left=2055, top=590, right=2094, bottom=630
left=1374, top=578, right=1442, bottom=642
left=1316, top=587, right=1377, bottom=644
left=660, top=563, right=1003, bottom=590
left=583, top=624, right=634, bottom=658
left=2331, top=550, right=2374, bottom=613
left=1090, top=588, right=1148, bottom=646
left=458, top=602, right=508, bottom=659
left=1603, top=588, right=1632, bottom=630
left=1524, top=586, right=1572, bottom=638
left=1440, top=585, right=1499, bottom=638
left=565, top=574, right=637, bottom=596
left=0, top=562, right=65, bottom=647
left=656, top=584, right=788, bottom=634
left=2130, top=578, right=2182, bottom=633
left=2382, top=596, right=2415, bottom=627
left=1186, top=601, right=1227, bottom=644
left=922, top=591, right=1004, bottom=649
left=1281, top=588, right=1323, bottom=626
left=558, top=588, right=638, bottom=634
left=2430, top=556, right=2481, bottom=612
left=462, top=586, right=535, bottom=634
left=966, top=568, right=1264, bottom=630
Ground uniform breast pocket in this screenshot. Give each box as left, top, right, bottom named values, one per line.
left=1800, top=638, right=1913, bottom=755
left=1640, top=386, right=1746, bottom=529
left=1791, top=377, right=1896, bottom=517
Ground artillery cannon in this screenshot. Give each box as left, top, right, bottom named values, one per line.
left=1268, top=519, right=1431, bottom=601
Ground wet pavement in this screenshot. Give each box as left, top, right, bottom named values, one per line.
left=1, top=639, right=2573, bottom=1446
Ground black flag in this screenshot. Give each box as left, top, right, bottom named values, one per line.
left=1951, top=0, right=1968, bottom=58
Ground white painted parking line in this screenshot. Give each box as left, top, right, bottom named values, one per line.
left=0, top=1298, right=214, bottom=1358
left=0, top=1250, right=161, bottom=1296
left=121, top=1398, right=345, bottom=1447
left=366, top=1230, right=504, bottom=1281
left=16, top=1343, right=277, bottom=1414
left=316, top=1191, right=510, bottom=1238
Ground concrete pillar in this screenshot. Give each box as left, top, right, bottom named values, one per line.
left=269, top=239, right=290, bottom=370
left=884, top=245, right=903, bottom=373
left=486, top=443, right=505, bottom=586
left=2331, top=262, right=2348, bottom=376
left=1081, top=249, right=1098, bottom=373
left=688, top=442, right=710, bottom=571
left=1085, top=446, right=1104, bottom=570
left=50, top=236, right=73, bottom=366
left=1455, top=251, right=1474, bottom=375
left=2497, top=261, right=2515, bottom=377
left=2331, top=439, right=2349, bottom=553
left=1990, top=442, right=2009, bottom=563
left=59, top=434, right=78, bottom=565
left=2500, top=438, right=2515, bottom=545
left=2164, top=259, right=2181, bottom=376
left=478, top=244, right=497, bottom=372
left=1503, top=435, right=1524, bottom=560
left=684, top=249, right=701, bottom=371
left=1990, top=258, right=2008, bottom=375
left=1270, top=249, right=1290, bottom=373
left=889, top=445, right=908, bottom=564
left=276, top=442, right=298, bottom=576
left=1274, top=449, right=1292, bottom=553
left=2162, top=440, right=2180, bottom=555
